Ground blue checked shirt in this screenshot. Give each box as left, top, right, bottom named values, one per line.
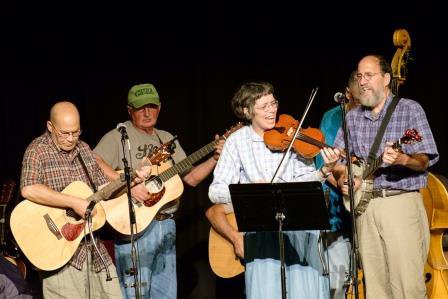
left=209, top=125, right=323, bottom=204
left=333, top=95, right=439, bottom=190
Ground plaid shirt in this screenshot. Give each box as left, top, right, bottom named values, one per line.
left=333, top=95, right=439, bottom=190
left=20, top=131, right=112, bottom=272
left=209, top=125, right=322, bottom=204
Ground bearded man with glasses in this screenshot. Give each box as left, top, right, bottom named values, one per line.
left=332, top=55, right=439, bottom=298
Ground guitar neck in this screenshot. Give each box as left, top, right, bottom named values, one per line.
left=159, top=139, right=217, bottom=182
left=362, top=157, right=383, bottom=180
left=0, top=204, right=5, bottom=248
left=362, top=140, right=400, bottom=179
left=0, top=180, right=15, bottom=251
left=86, top=172, right=136, bottom=203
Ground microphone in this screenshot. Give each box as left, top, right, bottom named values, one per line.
left=117, top=123, right=131, bottom=150
left=116, top=123, right=129, bottom=139
left=334, top=92, right=347, bottom=104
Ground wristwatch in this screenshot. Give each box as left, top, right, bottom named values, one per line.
left=319, top=167, right=331, bottom=178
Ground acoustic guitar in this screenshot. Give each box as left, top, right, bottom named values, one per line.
left=10, top=181, right=109, bottom=271
left=102, top=123, right=243, bottom=238
left=208, top=212, right=244, bottom=278
left=1, top=180, right=26, bottom=278
left=9, top=156, right=166, bottom=271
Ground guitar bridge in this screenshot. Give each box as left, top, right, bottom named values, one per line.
left=43, top=214, right=62, bottom=240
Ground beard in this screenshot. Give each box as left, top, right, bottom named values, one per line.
left=359, top=88, right=384, bottom=108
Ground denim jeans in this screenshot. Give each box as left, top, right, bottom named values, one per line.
left=115, top=219, right=176, bottom=299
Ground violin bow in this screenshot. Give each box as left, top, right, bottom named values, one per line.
left=270, top=87, right=319, bottom=183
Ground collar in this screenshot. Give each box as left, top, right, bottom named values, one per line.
left=248, top=125, right=264, bottom=142
left=44, top=131, right=80, bottom=160
left=363, top=94, right=395, bottom=121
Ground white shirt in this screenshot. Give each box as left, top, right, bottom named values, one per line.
left=209, top=125, right=322, bottom=204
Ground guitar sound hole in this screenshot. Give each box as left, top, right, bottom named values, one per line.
left=147, top=176, right=164, bottom=194
left=143, top=176, right=165, bottom=207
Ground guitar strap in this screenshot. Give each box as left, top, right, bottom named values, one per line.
left=77, top=153, right=98, bottom=192
left=367, top=95, right=400, bottom=165
left=354, top=96, right=400, bottom=217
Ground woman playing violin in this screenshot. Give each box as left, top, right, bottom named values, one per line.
left=207, top=82, right=340, bottom=298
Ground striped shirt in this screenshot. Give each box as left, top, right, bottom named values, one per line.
left=209, top=125, right=323, bottom=204
left=20, top=131, right=112, bottom=272
left=333, top=95, right=439, bottom=190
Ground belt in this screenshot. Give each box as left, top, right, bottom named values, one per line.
left=154, top=213, right=174, bottom=221
left=371, top=189, right=417, bottom=198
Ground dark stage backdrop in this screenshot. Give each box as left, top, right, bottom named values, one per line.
left=1, top=7, right=447, bottom=298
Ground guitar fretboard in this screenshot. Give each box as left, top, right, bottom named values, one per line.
left=87, top=172, right=137, bottom=203
left=0, top=180, right=15, bottom=249
left=159, top=139, right=218, bottom=182
left=362, top=140, right=401, bottom=179
left=0, top=205, right=6, bottom=246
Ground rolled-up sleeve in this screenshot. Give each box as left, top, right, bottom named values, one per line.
left=208, top=137, right=241, bottom=204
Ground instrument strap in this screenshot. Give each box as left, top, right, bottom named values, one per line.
left=367, top=95, right=400, bottom=164
left=77, top=153, right=98, bottom=193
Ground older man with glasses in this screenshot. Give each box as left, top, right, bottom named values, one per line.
left=332, top=55, right=438, bottom=298
left=20, top=101, right=150, bottom=298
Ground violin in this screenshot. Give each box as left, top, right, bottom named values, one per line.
left=263, top=114, right=334, bottom=159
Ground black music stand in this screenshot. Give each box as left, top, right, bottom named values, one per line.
left=230, top=181, right=330, bottom=231
left=229, top=181, right=330, bottom=299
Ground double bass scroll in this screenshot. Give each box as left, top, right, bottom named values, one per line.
left=391, top=29, right=412, bottom=95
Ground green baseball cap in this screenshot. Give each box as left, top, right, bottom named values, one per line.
left=127, top=83, right=160, bottom=108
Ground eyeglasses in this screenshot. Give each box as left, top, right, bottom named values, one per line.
left=356, top=72, right=380, bottom=81
left=254, top=100, right=279, bottom=112
left=51, top=123, right=82, bottom=139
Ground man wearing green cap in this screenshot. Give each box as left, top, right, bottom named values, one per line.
left=94, top=83, right=224, bottom=299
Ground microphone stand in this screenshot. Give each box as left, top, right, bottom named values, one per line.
left=270, top=88, right=319, bottom=299
left=339, top=101, right=359, bottom=299
left=120, top=134, right=141, bottom=299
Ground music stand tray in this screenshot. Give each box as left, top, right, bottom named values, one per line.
left=229, top=181, right=330, bottom=232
